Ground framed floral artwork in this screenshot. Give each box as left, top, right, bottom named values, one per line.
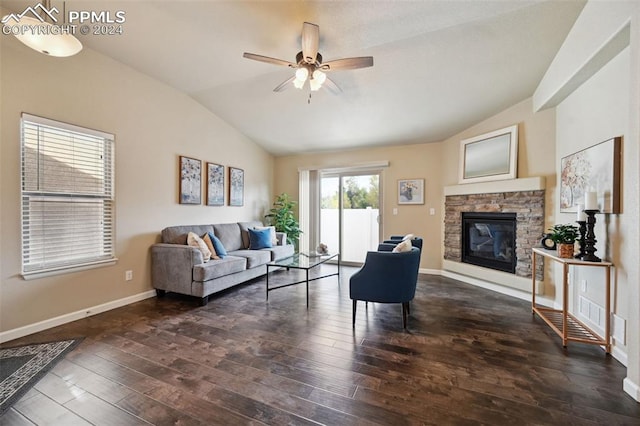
left=560, top=137, right=621, bottom=213
left=206, top=163, right=224, bottom=206
left=179, top=156, right=201, bottom=204
left=398, top=179, right=424, bottom=205
left=229, top=167, right=244, bottom=206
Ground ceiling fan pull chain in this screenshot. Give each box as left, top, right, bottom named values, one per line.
left=308, top=93, right=312, bottom=104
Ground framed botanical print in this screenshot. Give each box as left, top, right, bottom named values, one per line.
left=206, top=163, right=225, bottom=206
left=229, top=167, right=244, bottom=206
left=179, top=156, right=201, bottom=204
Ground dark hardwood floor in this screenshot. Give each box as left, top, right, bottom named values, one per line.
left=2, top=266, right=639, bottom=425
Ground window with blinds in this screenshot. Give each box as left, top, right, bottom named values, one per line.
left=21, top=113, right=115, bottom=278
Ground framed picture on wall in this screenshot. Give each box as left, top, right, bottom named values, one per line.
left=206, top=163, right=225, bottom=206
left=179, top=156, right=201, bottom=204
left=398, top=179, right=425, bottom=205
left=560, top=137, right=621, bottom=213
left=229, top=167, right=244, bottom=206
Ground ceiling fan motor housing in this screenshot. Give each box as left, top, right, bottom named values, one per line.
left=296, top=51, right=322, bottom=67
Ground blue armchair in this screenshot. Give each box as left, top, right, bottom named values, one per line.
left=349, top=247, right=421, bottom=329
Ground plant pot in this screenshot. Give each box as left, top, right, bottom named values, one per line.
left=557, top=243, right=575, bottom=259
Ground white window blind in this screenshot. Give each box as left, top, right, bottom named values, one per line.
left=20, top=113, right=115, bottom=277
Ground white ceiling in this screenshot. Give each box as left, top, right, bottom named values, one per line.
left=2, top=0, right=586, bottom=155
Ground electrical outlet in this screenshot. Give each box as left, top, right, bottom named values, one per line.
left=429, top=208, right=436, bottom=215
left=393, top=208, right=398, bottom=215
left=125, top=270, right=133, bottom=281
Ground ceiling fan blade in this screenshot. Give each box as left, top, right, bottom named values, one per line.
left=243, top=52, right=296, bottom=68
left=323, top=77, right=342, bottom=95
left=301, top=22, right=319, bottom=64
left=321, top=57, right=374, bottom=71
left=273, top=75, right=296, bottom=92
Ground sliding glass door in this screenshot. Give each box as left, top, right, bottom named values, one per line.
left=320, top=172, right=380, bottom=264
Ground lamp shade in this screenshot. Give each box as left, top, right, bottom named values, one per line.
left=3, top=15, right=82, bottom=57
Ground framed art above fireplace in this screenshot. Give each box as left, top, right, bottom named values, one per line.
left=458, top=124, right=518, bottom=184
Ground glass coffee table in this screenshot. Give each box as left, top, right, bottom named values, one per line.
left=265, top=252, right=340, bottom=308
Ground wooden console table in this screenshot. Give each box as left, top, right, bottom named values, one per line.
left=531, top=247, right=611, bottom=353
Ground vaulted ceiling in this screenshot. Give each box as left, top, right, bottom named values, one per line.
left=2, top=1, right=586, bottom=155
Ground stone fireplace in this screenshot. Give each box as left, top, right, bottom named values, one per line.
left=444, top=177, right=546, bottom=288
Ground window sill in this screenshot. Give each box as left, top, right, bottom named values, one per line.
left=22, top=258, right=119, bottom=281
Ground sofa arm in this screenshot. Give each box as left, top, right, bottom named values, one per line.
left=275, top=232, right=287, bottom=246
left=151, top=243, right=203, bottom=295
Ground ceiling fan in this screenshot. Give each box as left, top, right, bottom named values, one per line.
left=243, top=22, right=373, bottom=94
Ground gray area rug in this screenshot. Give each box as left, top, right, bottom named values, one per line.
left=0, top=338, right=83, bottom=414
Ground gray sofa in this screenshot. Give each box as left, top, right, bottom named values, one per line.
left=151, top=221, right=294, bottom=305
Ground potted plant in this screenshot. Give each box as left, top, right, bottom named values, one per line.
left=265, top=193, right=302, bottom=250
left=546, top=224, right=580, bottom=258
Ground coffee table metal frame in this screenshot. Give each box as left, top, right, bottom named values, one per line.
left=265, top=252, right=340, bottom=307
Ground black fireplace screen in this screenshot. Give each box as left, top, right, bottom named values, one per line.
left=461, top=212, right=517, bottom=274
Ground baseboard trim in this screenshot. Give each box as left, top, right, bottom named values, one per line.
left=441, top=269, right=535, bottom=303
left=0, top=290, right=157, bottom=344
left=623, top=377, right=640, bottom=402
left=419, top=268, right=442, bottom=275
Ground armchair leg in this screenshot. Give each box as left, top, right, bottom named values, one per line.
left=402, top=302, right=409, bottom=329
left=352, top=300, right=357, bottom=326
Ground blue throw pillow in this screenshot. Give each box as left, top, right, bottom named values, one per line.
left=207, top=232, right=227, bottom=258
left=248, top=228, right=273, bottom=249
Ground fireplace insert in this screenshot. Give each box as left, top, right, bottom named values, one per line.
left=461, top=212, right=517, bottom=274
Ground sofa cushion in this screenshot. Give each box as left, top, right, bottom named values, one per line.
left=202, top=233, right=220, bottom=260
left=207, top=232, right=228, bottom=258
left=187, top=232, right=211, bottom=262
left=228, top=249, right=271, bottom=269
left=162, top=225, right=214, bottom=244
left=238, top=221, right=263, bottom=248
left=262, top=244, right=295, bottom=261
left=213, top=223, right=243, bottom=252
left=248, top=228, right=273, bottom=249
left=254, top=225, right=278, bottom=245
left=192, top=256, right=246, bottom=282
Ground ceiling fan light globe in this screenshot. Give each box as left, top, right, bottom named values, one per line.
left=312, top=70, right=326, bottom=85
left=309, top=78, right=322, bottom=91
left=293, top=79, right=305, bottom=89
left=295, top=67, right=309, bottom=82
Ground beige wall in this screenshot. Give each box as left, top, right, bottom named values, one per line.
left=534, top=0, right=639, bottom=399
left=556, top=47, right=630, bottom=339
left=0, top=37, right=274, bottom=334
left=273, top=97, right=556, bottom=274
left=274, top=143, right=443, bottom=271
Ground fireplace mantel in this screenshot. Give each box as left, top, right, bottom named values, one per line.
left=444, top=176, right=546, bottom=196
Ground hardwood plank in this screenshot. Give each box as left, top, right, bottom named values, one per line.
left=12, top=389, right=92, bottom=426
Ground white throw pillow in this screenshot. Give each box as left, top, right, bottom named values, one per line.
left=402, top=233, right=415, bottom=241
left=254, top=226, right=278, bottom=245
left=187, top=231, right=212, bottom=261
left=392, top=238, right=413, bottom=253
